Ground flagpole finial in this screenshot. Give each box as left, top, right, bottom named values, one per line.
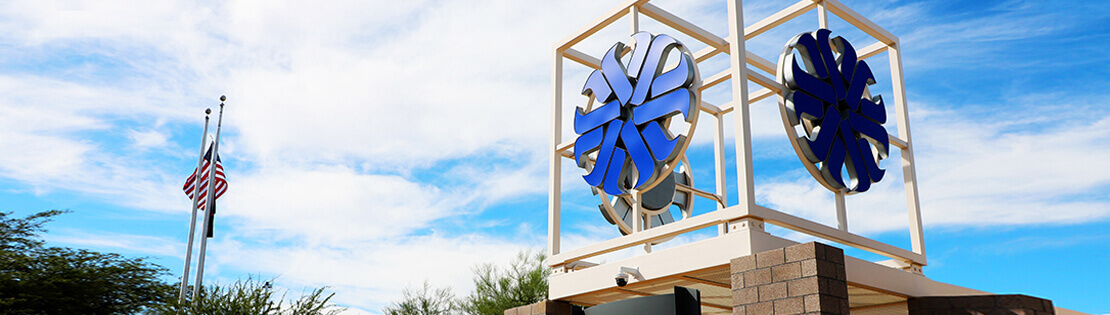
left=205, top=108, right=212, bottom=115
left=220, top=95, right=226, bottom=102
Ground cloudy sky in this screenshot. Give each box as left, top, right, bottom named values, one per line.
left=1, top=0, right=1107, bottom=313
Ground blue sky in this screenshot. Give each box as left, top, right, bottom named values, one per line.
left=1, top=0, right=1107, bottom=314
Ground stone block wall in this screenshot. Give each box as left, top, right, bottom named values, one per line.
left=730, top=242, right=850, bottom=315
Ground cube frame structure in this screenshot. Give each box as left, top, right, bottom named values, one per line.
left=545, top=1, right=1087, bottom=314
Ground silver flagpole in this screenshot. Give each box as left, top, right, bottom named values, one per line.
left=178, top=108, right=211, bottom=302
left=194, top=95, right=225, bottom=301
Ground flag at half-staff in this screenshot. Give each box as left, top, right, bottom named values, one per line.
left=182, top=141, right=227, bottom=238
left=177, top=96, right=228, bottom=303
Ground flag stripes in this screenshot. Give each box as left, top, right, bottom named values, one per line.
left=183, top=144, right=227, bottom=211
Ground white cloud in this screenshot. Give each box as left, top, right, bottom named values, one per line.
left=911, top=106, right=1110, bottom=226
left=225, top=165, right=453, bottom=243
left=0, top=75, right=188, bottom=208
left=210, top=232, right=538, bottom=313
left=0, top=1, right=197, bottom=44
left=45, top=230, right=182, bottom=257
left=756, top=102, right=1110, bottom=235
left=128, top=128, right=169, bottom=148
left=0, top=0, right=614, bottom=206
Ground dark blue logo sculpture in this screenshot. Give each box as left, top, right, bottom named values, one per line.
left=575, top=32, right=700, bottom=197
left=778, top=29, right=889, bottom=193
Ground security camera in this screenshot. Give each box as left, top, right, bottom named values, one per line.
left=615, top=266, right=641, bottom=287
left=615, top=272, right=630, bottom=287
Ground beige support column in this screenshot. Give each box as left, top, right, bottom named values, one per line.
left=713, top=113, right=729, bottom=235
left=817, top=0, right=828, bottom=29
left=835, top=191, right=847, bottom=231
left=631, top=189, right=643, bottom=233
left=726, top=0, right=755, bottom=209
left=888, top=40, right=926, bottom=259
left=550, top=49, right=563, bottom=256
left=630, top=6, right=639, bottom=34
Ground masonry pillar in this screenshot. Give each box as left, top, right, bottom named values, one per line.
left=731, top=242, right=850, bottom=315
left=908, top=294, right=1056, bottom=314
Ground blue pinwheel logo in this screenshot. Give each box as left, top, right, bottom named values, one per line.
left=574, top=32, right=700, bottom=197
left=778, top=29, right=889, bottom=193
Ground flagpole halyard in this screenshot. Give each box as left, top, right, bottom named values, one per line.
left=178, top=109, right=211, bottom=302
left=193, top=95, right=226, bottom=301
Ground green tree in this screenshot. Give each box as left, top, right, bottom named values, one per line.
left=457, top=250, right=550, bottom=315
left=150, top=276, right=345, bottom=315
left=383, top=281, right=457, bottom=315
left=0, top=210, right=174, bottom=314
left=383, top=250, right=551, bottom=315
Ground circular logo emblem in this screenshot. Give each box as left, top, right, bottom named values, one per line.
left=777, top=29, right=890, bottom=193
left=575, top=32, right=700, bottom=237
left=574, top=32, right=700, bottom=197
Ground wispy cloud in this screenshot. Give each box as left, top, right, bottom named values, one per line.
left=45, top=230, right=182, bottom=257
left=210, top=232, right=538, bottom=313
left=757, top=99, right=1110, bottom=235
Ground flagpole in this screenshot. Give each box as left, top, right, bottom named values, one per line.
left=194, top=95, right=225, bottom=301
left=178, top=108, right=211, bottom=302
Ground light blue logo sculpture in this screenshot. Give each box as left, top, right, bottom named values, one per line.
left=575, top=32, right=700, bottom=197
left=778, top=29, right=889, bottom=193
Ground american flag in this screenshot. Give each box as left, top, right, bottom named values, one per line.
left=183, top=142, right=227, bottom=212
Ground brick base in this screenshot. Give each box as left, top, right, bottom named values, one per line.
left=908, top=294, right=1055, bottom=315
left=731, top=242, right=849, bottom=315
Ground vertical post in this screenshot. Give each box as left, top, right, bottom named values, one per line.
left=631, top=190, right=642, bottom=233
left=726, top=0, right=755, bottom=209
left=713, top=113, right=729, bottom=235
left=631, top=189, right=649, bottom=252
left=630, top=6, right=639, bottom=34
left=194, top=97, right=225, bottom=300
left=888, top=41, right=926, bottom=259
left=835, top=191, right=847, bottom=231
left=817, top=1, right=829, bottom=29
left=178, top=111, right=210, bottom=302
left=550, top=49, right=563, bottom=257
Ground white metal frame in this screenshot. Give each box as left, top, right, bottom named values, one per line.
left=549, top=0, right=926, bottom=277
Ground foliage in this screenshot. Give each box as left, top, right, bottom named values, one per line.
left=150, top=276, right=345, bottom=315
left=0, top=210, right=58, bottom=251
left=382, top=250, right=551, bottom=315
left=382, top=281, right=457, bottom=315
left=0, top=210, right=345, bottom=314
left=457, top=250, right=550, bottom=315
left=0, top=210, right=174, bottom=314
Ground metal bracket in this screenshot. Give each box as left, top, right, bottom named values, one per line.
left=728, top=217, right=765, bottom=233
left=877, top=259, right=924, bottom=275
